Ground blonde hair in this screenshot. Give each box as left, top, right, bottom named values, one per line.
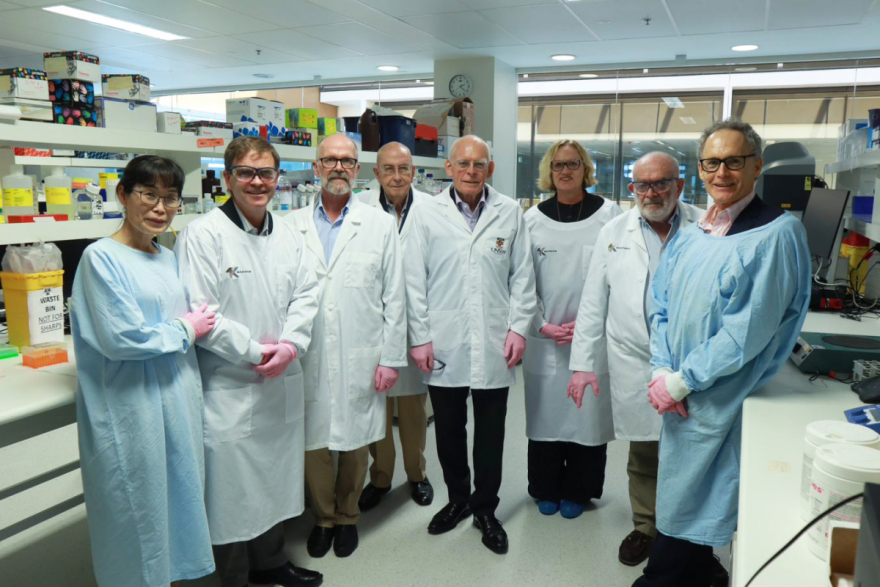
left=537, top=139, right=596, bottom=192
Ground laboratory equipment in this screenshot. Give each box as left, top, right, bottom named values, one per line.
left=87, top=183, right=103, bottom=219
left=791, top=333, right=880, bottom=374
left=844, top=405, right=880, bottom=434
left=276, top=171, right=293, bottom=211
left=22, top=342, right=69, bottom=368
left=2, top=164, right=37, bottom=218
left=44, top=166, right=73, bottom=220
left=853, top=376, right=880, bottom=403
left=853, top=482, right=879, bottom=586
left=0, top=343, right=18, bottom=359
left=757, top=142, right=816, bottom=211
left=801, top=188, right=850, bottom=262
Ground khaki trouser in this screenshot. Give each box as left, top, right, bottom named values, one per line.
left=627, top=440, right=659, bottom=538
left=305, top=446, right=369, bottom=527
left=368, top=394, right=428, bottom=488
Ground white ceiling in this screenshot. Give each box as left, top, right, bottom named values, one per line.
left=0, top=0, right=877, bottom=93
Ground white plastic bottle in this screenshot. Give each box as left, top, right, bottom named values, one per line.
left=276, top=171, right=293, bottom=211
left=425, top=173, right=436, bottom=195
left=44, top=167, right=74, bottom=220
left=86, top=183, right=103, bottom=219
left=2, top=165, right=37, bottom=218
left=414, top=168, right=426, bottom=189
left=296, top=183, right=307, bottom=209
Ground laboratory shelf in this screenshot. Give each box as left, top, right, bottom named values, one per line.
left=14, top=156, right=132, bottom=168
left=825, top=150, right=880, bottom=174
left=0, top=214, right=196, bottom=246
left=844, top=216, right=880, bottom=242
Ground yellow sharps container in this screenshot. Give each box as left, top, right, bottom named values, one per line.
left=0, top=270, right=65, bottom=349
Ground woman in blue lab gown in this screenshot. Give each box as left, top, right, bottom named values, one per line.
left=71, top=156, right=216, bottom=586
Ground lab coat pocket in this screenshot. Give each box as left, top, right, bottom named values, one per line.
left=203, top=386, right=253, bottom=443
left=284, top=369, right=304, bottom=423
left=581, top=244, right=595, bottom=278
left=523, top=335, right=557, bottom=375
left=485, top=230, right=515, bottom=262
left=346, top=345, right=382, bottom=400
left=428, top=310, right=460, bottom=352
left=344, top=252, right=380, bottom=289
left=488, top=307, right=509, bottom=350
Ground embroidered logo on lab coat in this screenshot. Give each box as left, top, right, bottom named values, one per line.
left=536, top=247, right=557, bottom=257
left=491, top=237, right=509, bottom=256
left=226, top=267, right=253, bottom=279
left=608, top=243, right=630, bottom=252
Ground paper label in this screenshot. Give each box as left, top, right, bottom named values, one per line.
left=0, top=76, right=10, bottom=93
left=107, top=76, right=133, bottom=91
left=46, top=187, right=71, bottom=205
left=27, top=286, right=65, bottom=345
left=3, top=188, right=34, bottom=207
left=215, top=195, right=230, bottom=204
left=44, top=57, right=68, bottom=76
left=197, top=138, right=224, bottom=147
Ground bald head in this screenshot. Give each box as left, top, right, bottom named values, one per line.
left=632, top=151, right=680, bottom=180
left=376, top=141, right=412, bottom=166
left=450, top=135, right=491, bottom=162
left=317, top=132, right=359, bottom=160
left=374, top=141, right=414, bottom=202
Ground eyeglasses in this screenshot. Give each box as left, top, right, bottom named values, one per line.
left=432, top=359, right=446, bottom=372
left=132, top=188, right=181, bottom=209
left=228, top=166, right=281, bottom=182
left=550, top=159, right=583, bottom=172
left=631, top=178, right=677, bottom=195
left=380, top=164, right=413, bottom=176
left=319, top=157, right=358, bottom=169
left=698, top=154, right=756, bottom=172
left=453, top=159, right=489, bottom=172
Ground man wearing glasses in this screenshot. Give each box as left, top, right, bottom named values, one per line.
left=404, top=135, right=537, bottom=555
left=287, top=133, right=407, bottom=559
left=176, top=137, right=323, bottom=587
left=357, top=142, right=435, bottom=513
left=566, top=151, right=701, bottom=567
left=632, top=119, right=811, bottom=587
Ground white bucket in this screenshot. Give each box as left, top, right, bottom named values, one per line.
left=807, top=443, right=880, bottom=559
left=800, top=421, right=880, bottom=520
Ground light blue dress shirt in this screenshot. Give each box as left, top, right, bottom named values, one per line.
left=314, top=194, right=351, bottom=264
left=639, top=209, right=680, bottom=330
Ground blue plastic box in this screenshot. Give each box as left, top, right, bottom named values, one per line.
left=378, top=115, right=416, bottom=151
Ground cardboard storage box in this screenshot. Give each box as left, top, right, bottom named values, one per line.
left=286, top=108, right=318, bottom=129
left=48, top=79, right=94, bottom=106
left=226, top=97, right=284, bottom=127
left=53, top=104, right=97, bottom=126
left=184, top=120, right=233, bottom=140
left=0, top=98, right=52, bottom=121
left=102, top=74, right=150, bottom=101
left=439, top=135, right=458, bottom=154
left=415, top=98, right=474, bottom=138
left=233, top=122, right=268, bottom=140
left=439, top=115, right=460, bottom=137
left=267, top=100, right=285, bottom=127
left=43, top=51, right=100, bottom=82
left=0, top=68, right=49, bottom=101
left=318, top=117, right=337, bottom=136
left=96, top=97, right=157, bottom=132
left=156, top=112, right=181, bottom=134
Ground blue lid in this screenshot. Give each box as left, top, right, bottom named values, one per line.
left=103, top=211, right=123, bottom=218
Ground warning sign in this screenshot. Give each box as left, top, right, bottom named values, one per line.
left=27, top=286, right=65, bottom=345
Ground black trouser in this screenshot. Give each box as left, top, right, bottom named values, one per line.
left=428, top=385, right=508, bottom=517
left=527, top=439, right=607, bottom=503
left=212, top=522, right=288, bottom=587
left=633, top=532, right=715, bottom=587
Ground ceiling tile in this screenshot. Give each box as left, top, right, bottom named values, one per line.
left=90, top=46, right=184, bottom=71
left=0, top=1, right=20, bottom=9
left=177, top=36, right=305, bottom=64
left=354, top=0, right=469, bottom=17
left=65, top=0, right=215, bottom=39
left=666, top=0, right=765, bottom=35
left=0, top=16, right=113, bottom=52
left=401, top=12, right=526, bottom=48
left=567, top=0, right=678, bottom=40
left=206, top=0, right=351, bottom=28
left=233, top=29, right=360, bottom=61
left=0, top=7, right=170, bottom=47
left=5, top=0, right=63, bottom=6
left=768, top=0, right=873, bottom=29
left=128, top=42, right=254, bottom=68
left=480, top=5, right=594, bottom=44
left=101, top=0, right=281, bottom=36
left=298, top=22, right=419, bottom=55
left=464, top=0, right=557, bottom=8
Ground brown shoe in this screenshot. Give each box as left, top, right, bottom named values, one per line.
left=618, top=530, right=654, bottom=566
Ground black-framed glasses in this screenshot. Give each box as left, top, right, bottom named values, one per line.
left=631, top=178, right=677, bottom=195
left=132, top=188, right=180, bottom=209
left=380, top=164, right=413, bottom=176
left=698, top=154, right=756, bottom=172
left=319, top=157, right=358, bottom=169
left=550, top=159, right=583, bottom=172
left=453, top=159, right=489, bottom=172
left=228, top=166, right=281, bottom=182
left=432, top=359, right=446, bottom=372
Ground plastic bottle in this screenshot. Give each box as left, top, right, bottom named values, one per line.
left=87, top=183, right=103, bottom=219
left=296, top=183, right=307, bottom=209
left=2, top=165, right=37, bottom=218
left=202, top=170, right=220, bottom=199
left=276, top=171, right=293, bottom=211
left=414, top=168, right=426, bottom=189
left=44, top=167, right=74, bottom=221
left=425, top=173, right=435, bottom=195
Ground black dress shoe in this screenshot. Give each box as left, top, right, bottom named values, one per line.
left=427, top=502, right=472, bottom=535
left=710, top=555, right=730, bottom=587
left=409, top=477, right=434, bottom=506
left=333, top=524, right=359, bottom=557
left=306, top=525, right=334, bottom=558
left=473, top=514, right=509, bottom=555
left=248, top=561, right=323, bottom=587
left=358, top=483, right=391, bottom=512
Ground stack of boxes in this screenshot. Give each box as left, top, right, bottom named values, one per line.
left=0, top=67, right=52, bottom=122
left=286, top=108, right=317, bottom=146
left=97, top=74, right=157, bottom=132
left=227, top=98, right=286, bottom=140
left=184, top=120, right=233, bottom=140
left=43, top=51, right=99, bottom=126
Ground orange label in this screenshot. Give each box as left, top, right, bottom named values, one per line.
left=197, top=138, right=224, bottom=148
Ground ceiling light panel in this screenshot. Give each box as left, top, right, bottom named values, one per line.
left=43, top=5, right=188, bottom=40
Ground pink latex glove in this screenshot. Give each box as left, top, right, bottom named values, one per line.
left=647, top=375, right=688, bottom=418
left=254, top=342, right=297, bottom=378
left=540, top=323, right=573, bottom=346
left=374, top=365, right=399, bottom=393
left=504, top=331, right=526, bottom=368
left=181, top=303, right=216, bottom=338
left=567, top=371, right=600, bottom=409
left=410, top=342, right=435, bottom=374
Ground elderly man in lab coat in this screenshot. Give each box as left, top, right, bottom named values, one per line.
left=287, top=133, right=407, bottom=559
left=567, top=151, right=701, bottom=567
left=357, top=142, right=435, bottom=512
left=175, top=136, right=322, bottom=587
left=404, top=135, right=538, bottom=555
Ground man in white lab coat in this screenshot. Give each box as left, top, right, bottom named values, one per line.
left=405, top=135, right=538, bottom=555
left=566, top=152, right=701, bottom=567
left=287, top=133, right=408, bottom=559
left=356, top=142, right=435, bottom=512
left=175, top=136, right=322, bottom=587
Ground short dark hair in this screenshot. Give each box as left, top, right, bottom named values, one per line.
left=119, top=155, right=185, bottom=194
left=225, top=136, right=280, bottom=170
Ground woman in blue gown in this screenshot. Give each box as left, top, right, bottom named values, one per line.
left=71, top=155, right=217, bottom=586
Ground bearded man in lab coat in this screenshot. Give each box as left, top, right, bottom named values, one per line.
left=175, top=136, right=322, bottom=587
left=287, top=133, right=408, bottom=560
left=404, top=135, right=538, bottom=555
left=567, top=151, right=701, bottom=567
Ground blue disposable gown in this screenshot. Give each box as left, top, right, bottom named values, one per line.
left=649, top=214, right=810, bottom=546
left=71, top=238, right=215, bottom=586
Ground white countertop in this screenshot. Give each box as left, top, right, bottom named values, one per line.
left=0, top=338, right=77, bottom=427
left=733, top=312, right=879, bottom=586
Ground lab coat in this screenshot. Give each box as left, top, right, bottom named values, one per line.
left=522, top=200, right=621, bottom=445
left=287, top=195, right=408, bottom=451
left=175, top=208, right=320, bottom=545
left=404, top=185, right=538, bottom=390
left=570, top=201, right=702, bottom=441
left=358, top=187, right=431, bottom=397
